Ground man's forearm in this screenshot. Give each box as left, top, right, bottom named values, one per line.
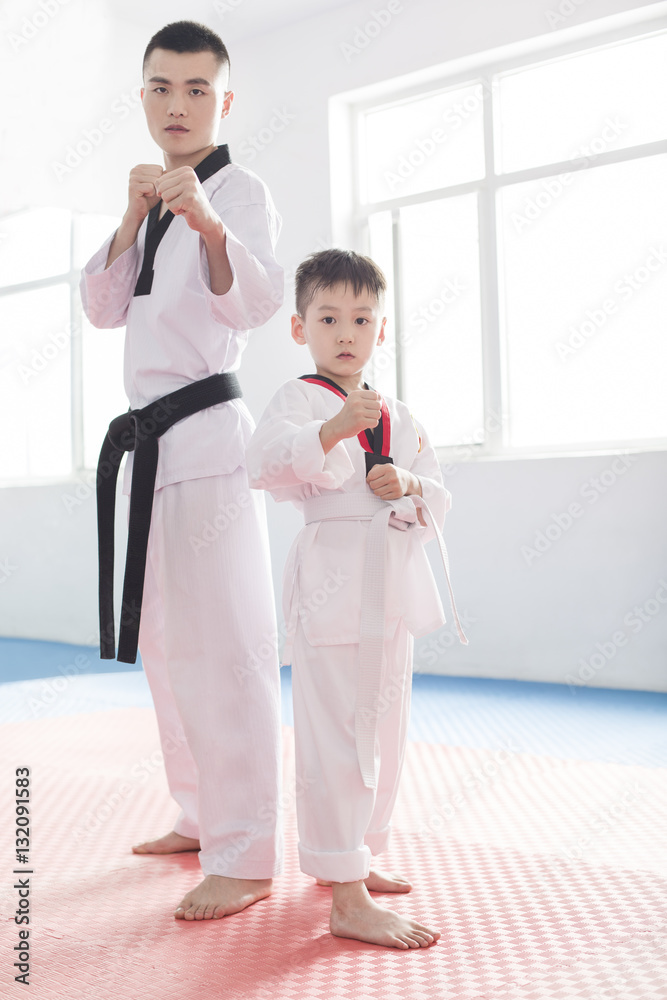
left=106, top=215, right=142, bottom=269
left=201, top=217, right=233, bottom=295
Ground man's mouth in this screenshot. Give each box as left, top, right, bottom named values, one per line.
left=165, top=125, right=189, bottom=132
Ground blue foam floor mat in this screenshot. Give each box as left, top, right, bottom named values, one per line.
left=2, top=638, right=666, bottom=767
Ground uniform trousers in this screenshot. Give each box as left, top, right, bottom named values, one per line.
left=136, top=467, right=283, bottom=878
left=291, top=620, right=413, bottom=883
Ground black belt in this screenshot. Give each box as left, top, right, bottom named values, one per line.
left=96, top=372, right=243, bottom=663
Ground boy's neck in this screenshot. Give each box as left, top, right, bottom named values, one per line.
left=163, top=142, right=218, bottom=173
left=315, top=367, right=366, bottom=395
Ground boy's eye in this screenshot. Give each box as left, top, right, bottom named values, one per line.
left=355, top=317, right=368, bottom=325
left=322, top=316, right=335, bottom=325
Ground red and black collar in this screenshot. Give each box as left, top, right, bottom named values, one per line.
left=299, top=374, right=393, bottom=473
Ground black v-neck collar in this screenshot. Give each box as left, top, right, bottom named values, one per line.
left=133, top=144, right=232, bottom=297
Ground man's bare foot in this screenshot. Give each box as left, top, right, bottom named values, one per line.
left=330, top=880, right=439, bottom=949
left=174, top=875, right=273, bottom=921
left=132, top=831, right=200, bottom=855
left=317, top=869, right=412, bottom=893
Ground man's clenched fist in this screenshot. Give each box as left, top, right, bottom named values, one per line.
left=126, top=164, right=164, bottom=223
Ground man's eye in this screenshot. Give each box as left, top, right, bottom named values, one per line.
left=154, top=87, right=167, bottom=94
left=190, top=89, right=205, bottom=96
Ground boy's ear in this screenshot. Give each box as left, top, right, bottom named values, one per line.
left=376, top=316, right=387, bottom=346
left=291, top=314, right=307, bottom=345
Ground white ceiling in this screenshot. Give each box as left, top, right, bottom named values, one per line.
left=108, top=0, right=357, bottom=44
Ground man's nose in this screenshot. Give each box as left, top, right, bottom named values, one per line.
left=167, top=98, right=187, bottom=117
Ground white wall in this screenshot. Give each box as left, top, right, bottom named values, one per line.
left=2, top=0, right=665, bottom=691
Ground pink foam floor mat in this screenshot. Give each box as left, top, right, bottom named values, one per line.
left=1, top=708, right=666, bottom=999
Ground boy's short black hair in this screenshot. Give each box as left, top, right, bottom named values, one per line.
left=143, top=21, right=230, bottom=80
left=295, top=249, right=387, bottom=317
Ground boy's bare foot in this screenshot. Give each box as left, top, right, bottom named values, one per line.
left=132, top=831, right=200, bottom=855
left=174, top=875, right=273, bottom=920
left=317, top=869, right=412, bottom=893
left=330, top=880, right=439, bottom=949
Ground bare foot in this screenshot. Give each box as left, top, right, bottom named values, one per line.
left=132, top=831, right=200, bottom=855
left=330, top=880, right=439, bottom=949
left=174, top=875, right=273, bottom=921
left=317, top=868, right=412, bottom=893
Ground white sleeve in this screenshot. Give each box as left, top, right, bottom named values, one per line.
left=79, top=230, right=141, bottom=329
left=246, top=381, right=354, bottom=499
left=409, top=417, right=450, bottom=540
left=198, top=181, right=284, bottom=330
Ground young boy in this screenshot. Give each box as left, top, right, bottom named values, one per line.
left=246, top=249, right=467, bottom=949
left=80, top=21, right=284, bottom=921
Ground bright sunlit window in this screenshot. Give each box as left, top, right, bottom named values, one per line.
left=352, top=25, right=667, bottom=454
left=0, top=210, right=126, bottom=482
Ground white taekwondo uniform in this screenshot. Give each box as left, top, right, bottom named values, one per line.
left=80, top=151, right=284, bottom=879
left=246, top=376, right=460, bottom=883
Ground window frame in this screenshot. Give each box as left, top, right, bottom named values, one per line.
left=0, top=211, right=122, bottom=487
left=331, top=6, right=667, bottom=462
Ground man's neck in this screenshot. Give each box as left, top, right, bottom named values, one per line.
left=163, top=142, right=217, bottom=173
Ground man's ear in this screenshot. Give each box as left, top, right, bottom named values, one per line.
left=221, top=90, right=235, bottom=118
left=291, top=314, right=307, bottom=345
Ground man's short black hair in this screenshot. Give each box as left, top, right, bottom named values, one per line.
left=295, top=249, right=387, bottom=317
left=143, top=21, right=230, bottom=80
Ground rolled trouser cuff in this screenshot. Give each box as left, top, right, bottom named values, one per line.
left=365, top=824, right=391, bottom=857
left=173, top=813, right=199, bottom=841
left=298, top=841, right=372, bottom=883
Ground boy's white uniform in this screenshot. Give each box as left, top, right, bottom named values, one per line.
left=246, top=377, right=453, bottom=882
left=80, top=154, right=284, bottom=879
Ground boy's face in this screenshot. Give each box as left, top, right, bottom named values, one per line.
left=141, top=48, right=233, bottom=161
left=291, top=283, right=386, bottom=390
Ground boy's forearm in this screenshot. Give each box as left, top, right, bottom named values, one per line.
left=404, top=471, right=422, bottom=496
left=319, top=416, right=345, bottom=455
left=201, top=218, right=234, bottom=295
left=106, top=215, right=142, bottom=269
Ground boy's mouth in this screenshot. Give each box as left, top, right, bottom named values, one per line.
left=337, top=352, right=355, bottom=359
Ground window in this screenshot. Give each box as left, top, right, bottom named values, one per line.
left=0, top=210, right=126, bottom=482
left=342, top=20, right=667, bottom=455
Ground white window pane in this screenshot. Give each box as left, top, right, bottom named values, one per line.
left=0, top=209, right=71, bottom=287
left=399, top=196, right=484, bottom=447
left=366, top=211, right=397, bottom=399
left=362, top=83, right=486, bottom=204
left=82, top=317, right=127, bottom=469
left=499, top=154, right=667, bottom=449
left=0, top=286, right=71, bottom=479
left=497, top=31, right=667, bottom=174
left=73, top=214, right=119, bottom=270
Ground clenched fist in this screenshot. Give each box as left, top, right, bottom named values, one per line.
left=335, top=389, right=382, bottom=438
left=155, top=166, right=220, bottom=235
left=125, top=164, right=164, bottom=224
left=320, top=388, right=382, bottom=455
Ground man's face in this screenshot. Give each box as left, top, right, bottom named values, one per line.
left=292, top=282, right=386, bottom=387
left=141, top=48, right=233, bottom=158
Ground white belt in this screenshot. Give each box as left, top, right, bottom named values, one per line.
left=302, top=492, right=468, bottom=789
